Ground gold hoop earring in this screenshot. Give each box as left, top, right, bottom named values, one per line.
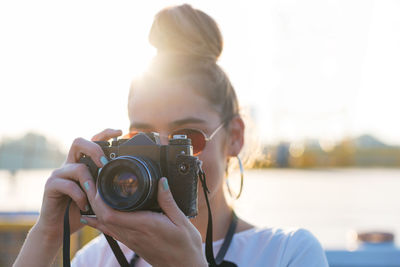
left=226, top=156, right=244, bottom=200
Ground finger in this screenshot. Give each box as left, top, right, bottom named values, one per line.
left=66, top=137, right=106, bottom=168
left=52, top=163, right=97, bottom=202
left=80, top=197, right=137, bottom=236
left=91, top=128, right=123, bottom=142
left=87, top=192, right=158, bottom=230
left=45, top=177, right=89, bottom=212
left=157, top=177, right=186, bottom=225
left=88, top=193, right=137, bottom=227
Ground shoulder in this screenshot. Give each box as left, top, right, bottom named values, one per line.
left=225, top=227, right=329, bottom=267
left=231, top=227, right=317, bottom=248
left=280, top=228, right=329, bottom=266
left=72, top=234, right=134, bottom=267
left=262, top=227, right=329, bottom=266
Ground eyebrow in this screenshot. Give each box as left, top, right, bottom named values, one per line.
left=129, top=122, right=153, bottom=131
left=169, top=117, right=206, bottom=127
left=129, top=117, right=206, bottom=131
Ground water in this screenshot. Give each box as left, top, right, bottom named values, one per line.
left=1, top=168, right=400, bottom=249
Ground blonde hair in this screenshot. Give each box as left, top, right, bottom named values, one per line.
left=129, top=4, right=260, bottom=168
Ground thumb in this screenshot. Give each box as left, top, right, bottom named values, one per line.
left=157, top=177, right=186, bottom=225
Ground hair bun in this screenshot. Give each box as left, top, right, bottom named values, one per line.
left=149, top=4, right=223, bottom=62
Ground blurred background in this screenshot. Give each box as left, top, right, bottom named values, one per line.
left=1, top=0, right=400, bottom=266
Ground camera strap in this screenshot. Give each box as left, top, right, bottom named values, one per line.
left=62, top=170, right=237, bottom=267
left=198, top=169, right=238, bottom=267
left=62, top=199, right=131, bottom=267
left=63, top=199, right=72, bottom=267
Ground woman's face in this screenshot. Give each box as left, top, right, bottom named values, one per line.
left=128, top=84, right=229, bottom=208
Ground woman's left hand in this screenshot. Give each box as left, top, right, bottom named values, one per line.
left=82, top=176, right=208, bottom=267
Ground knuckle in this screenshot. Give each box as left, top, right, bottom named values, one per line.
left=65, top=181, right=78, bottom=194
left=75, top=163, right=88, bottom=176
left=72, top=190, right=85, bottom=204
left=71, top=186, right=86, bottom=204
left=44, top=176, right=55, bottom=190
left=71, top=182, right=84, bottom=196
left=89, top=142, right=102, bottom=153
left=94, top=143, right=104, bottom=153
left=72, top=137, right=84, bottom=147
left=50, top=168, right=59, bottom=178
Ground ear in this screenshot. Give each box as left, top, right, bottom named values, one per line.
left=226, top=116, right=245, bottom=157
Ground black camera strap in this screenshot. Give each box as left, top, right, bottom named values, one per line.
left=63, top=199, right=72, bottom=267
left=62, top=200, right=130, bottom=267
left=62, top=170, right=237, bottom=267
left=216, top=210, right=237, bottom=264
left=104, top=234, right=130, bottom=267
left=198, top=170, right=238, bottom=267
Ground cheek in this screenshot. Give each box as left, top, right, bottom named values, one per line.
left=197, top=137, right=228, bottom=195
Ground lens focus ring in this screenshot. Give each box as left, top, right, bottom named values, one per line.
left=97, top=156, right=160, bottom=211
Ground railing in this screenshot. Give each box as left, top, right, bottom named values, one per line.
left=0, top=212, right=99, bottom=267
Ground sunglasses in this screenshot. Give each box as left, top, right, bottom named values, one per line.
left=123, top=121, right=226, bottom=156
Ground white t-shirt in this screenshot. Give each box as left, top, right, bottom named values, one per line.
left=72, top=227, right=329, bottom=267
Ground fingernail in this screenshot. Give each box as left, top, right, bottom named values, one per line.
left=162, top=178, right=169, bottom=191
left=100, top=156, right=108, bottom=166
left=84, top=205, right=89, bottom=212
left=80, top=218, right=88, bottom=225
left=84, top=181, right=90, bottom=191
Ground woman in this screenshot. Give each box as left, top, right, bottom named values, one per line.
left=14, top=4, right=329, bottom=267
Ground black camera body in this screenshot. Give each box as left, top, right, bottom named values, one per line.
left=79, top=132, right=200, bottom=217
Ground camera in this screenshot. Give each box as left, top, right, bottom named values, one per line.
left=79, top=132, right=200, bottom=217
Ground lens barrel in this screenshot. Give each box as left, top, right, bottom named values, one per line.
left=97, top=156, right=160, bottom=211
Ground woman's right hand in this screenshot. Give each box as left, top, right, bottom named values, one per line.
left=35, top=129, right=122, bottom=244
left=13, top=129, right=122, bottom=267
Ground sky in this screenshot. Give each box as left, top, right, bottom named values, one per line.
left=1, top=0, right=400, bottom=151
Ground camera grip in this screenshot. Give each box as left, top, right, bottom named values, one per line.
left=78, top=156, right=99, bottom=179
left=168, top=155, right=199, bottom=218
left=78, top=156, right=98, bottom=216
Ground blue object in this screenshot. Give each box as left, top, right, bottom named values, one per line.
left=326, top=242, right=400, bottom=267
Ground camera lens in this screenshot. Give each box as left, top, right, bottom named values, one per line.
left=97, top=156, right=160, bottom=211
left=112, top=171, right=139, bottom=197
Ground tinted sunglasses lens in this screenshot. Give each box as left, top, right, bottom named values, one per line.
left=172, top=129, right=206, bottom=155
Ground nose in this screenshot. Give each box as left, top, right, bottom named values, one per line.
left=158, top=132, right=169, bottom=145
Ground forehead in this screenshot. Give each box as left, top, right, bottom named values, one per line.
left=128, top=85, right=219, bottom=129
